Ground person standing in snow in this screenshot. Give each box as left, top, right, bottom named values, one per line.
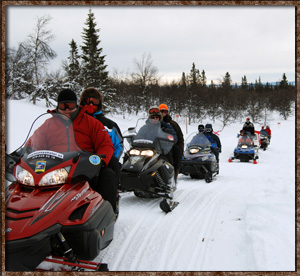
left=159, top=104, right=184, bottom=183
left=80, top=87, right=123, bottom=191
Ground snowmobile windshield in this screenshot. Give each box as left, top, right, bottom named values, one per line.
left=188, top=133, right=211, bottom=149
left=238, top=135, right=253, bottom=146
left=18, top=113, right=83, bottom=156
left=132, top=118, right=175, bottom=154
left=260, top=129, right=269, bottom=137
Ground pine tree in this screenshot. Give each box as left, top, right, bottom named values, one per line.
left=64, top=39, right=82, bottom=96
left=241, top=75, right=248, bottom=90
left=221, top=72, right=232, bottom=90
left=279, top=73, right=289, bottom=89
left=200, top=70, right=207, bottom=87
left=188, top=63, right=201, bottom=88
left=81, top=9, right=115, bottom=110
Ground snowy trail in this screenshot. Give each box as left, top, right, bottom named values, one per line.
left=6, top=100, right=295, bottom=272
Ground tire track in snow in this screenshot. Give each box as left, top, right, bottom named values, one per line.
left=129, top=185, right=194, bottom=270
left=110, top=195, right=161, bottom=270
left=162, top=182, right=228, bottom=270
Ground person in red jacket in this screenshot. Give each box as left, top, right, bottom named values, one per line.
left=26, top=89, right=118, bottom=214
left=265, top=125, right=272, bottom=141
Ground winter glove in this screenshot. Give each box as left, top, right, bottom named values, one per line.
left=101, top=160, right=107, bottom=169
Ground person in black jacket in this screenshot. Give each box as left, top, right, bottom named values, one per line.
left=159, top=104, right=184, bottom=183
left=243, top=117, right=255, bottom=136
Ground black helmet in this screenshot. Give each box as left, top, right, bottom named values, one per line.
left=198, top=124, right=205, bottom=132
left=205, top=123, right=213, bottom=132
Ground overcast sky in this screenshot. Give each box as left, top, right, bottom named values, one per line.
left=6, top=4, right=295, bottom=84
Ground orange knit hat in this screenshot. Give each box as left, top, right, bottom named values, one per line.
left=159, top=104, right=169, bottom=111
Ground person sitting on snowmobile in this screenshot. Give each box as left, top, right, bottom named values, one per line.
left=79, top=87, right=123, bottom=192
left=25, top=89, right=119, bottom=214
left=159, top=104, right=184, bottom=184
left=243, top=117, right=255, bottom=136
left=204, top=123, right=221, bottom=163
left=238, top=129, right=253, bottom=144
left=265, top=125, right=272, bottom=141
left=135, top=106, right=177, bottom=165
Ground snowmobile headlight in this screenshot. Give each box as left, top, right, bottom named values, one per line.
left=38, top=166, right=71, bottom=186
left=129, top=149, right=141, bottom=156
left=241, top=145, right=248, bottom=149
left=189, top=148, right=199, bottom=154
left=15, top=165, right=34, bottom=186
left=141, top=150, right=154, bottom=157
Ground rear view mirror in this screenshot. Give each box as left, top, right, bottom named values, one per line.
left=5, top=153, right=18, bottom=182
left=128, top=127, right=136, bottom=133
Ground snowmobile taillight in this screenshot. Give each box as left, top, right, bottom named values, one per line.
left=15, top=165, right=34, bottom=186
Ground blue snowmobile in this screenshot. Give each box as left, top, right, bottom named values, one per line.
left=228, top=131, right=259, bottom=164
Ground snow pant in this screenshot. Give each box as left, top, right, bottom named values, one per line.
left=90, top=167, right=118, bottom=212
left=108, top=155, right=122, bottom=189
left=211, top=148, right=220, bottom=163
left=172, top=144, right=183, bottom=181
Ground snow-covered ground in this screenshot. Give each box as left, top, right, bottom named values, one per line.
left=5, top=99, right=295, bottom=271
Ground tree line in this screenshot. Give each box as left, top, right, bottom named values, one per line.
left=5, top=9, right=295, bottom=128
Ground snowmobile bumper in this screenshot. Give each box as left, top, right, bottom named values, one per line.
left=181, top=160, right=215, bottom=176
left=5, top=224, right=61, bottom=271
left=120, top=171, right=154, bottom=191
left=5, top=200, right=115, bottom=271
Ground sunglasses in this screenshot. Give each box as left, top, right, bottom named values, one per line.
left=58, top=102, right=77, bottom=110
left=151, top=115, right=160, bottom=119
left=83, top=97, right=100, bottom=106
left=160, top=110, right=168, bottom=113
left=149, top=108, right=160, bottom=114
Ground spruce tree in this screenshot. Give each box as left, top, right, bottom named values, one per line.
left=241, top=75, right=248, bottom=90
left=81, top=9, right=115, bottom=110
left=221, top=72, right=232, bottom=90
left=64, top=39, right=82, bottom=95
left=279, top=73, right=289, bottom=89
left=200, top=70, right=207, bottom=87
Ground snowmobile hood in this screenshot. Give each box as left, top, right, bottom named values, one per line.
left=6, top=182, right=103, bottom=240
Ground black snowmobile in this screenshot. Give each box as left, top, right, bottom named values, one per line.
left=120, top=118, right=178, bottom=213
left=180, top=132, right=219, bottom=183
left=259, top=129, right=270, bottom=151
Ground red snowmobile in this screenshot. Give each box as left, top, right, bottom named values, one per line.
left=5, top=113, right=115, bottom=271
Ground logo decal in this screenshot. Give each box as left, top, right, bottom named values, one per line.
left=131, top=156, right=140, bottom=165
left=89, top=155, right=101, bottom=165
left=168, top=135, right=174, bottom=141
left=35, top=161, right=46, bottom=172
left=28, top=150, right=63, bottom=160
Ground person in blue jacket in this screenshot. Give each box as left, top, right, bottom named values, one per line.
left=204, top=123, right=221, bottom=163
left=80, top=87, right=124, bottom=193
